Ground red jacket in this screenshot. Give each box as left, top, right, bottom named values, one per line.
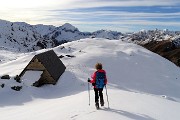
left=90, top=69, right=107, bottom=88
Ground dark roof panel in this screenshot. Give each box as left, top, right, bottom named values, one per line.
left=35, top=50, right=66, bottom=81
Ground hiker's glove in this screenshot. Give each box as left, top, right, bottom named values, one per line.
left=92, top=83, right=95, bottom=86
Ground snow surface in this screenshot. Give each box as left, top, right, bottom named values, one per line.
left=0, top=38, right=180, bottom=120
left=21, top=71, right=43, bottom=86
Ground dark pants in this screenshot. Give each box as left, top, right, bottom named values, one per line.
left=94, top=88, right=104, bottom=103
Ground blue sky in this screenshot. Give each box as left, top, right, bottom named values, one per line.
left=0, top=0, right=180, bottom=32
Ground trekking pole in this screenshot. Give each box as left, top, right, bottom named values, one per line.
left=105, top=85, right=110, bottom=108
left=88, top=79, right=90, bottom=106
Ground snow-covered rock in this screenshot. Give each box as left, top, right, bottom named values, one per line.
left=172, top=36, right=180, bottom=48
left=121, top=29, right=180, bottom=44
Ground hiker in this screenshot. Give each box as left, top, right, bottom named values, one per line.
left=88, top=63, right=107, bottom=109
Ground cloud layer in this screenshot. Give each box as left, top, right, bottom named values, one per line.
left=0, top=0, right=180, bottom=32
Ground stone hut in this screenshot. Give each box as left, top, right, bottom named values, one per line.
left=19, top=50, right=66, bottom=87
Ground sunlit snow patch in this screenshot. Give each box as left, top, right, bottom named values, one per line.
left=21, top=71, right=43, bottom=86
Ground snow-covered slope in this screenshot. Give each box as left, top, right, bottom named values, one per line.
left=0, top=20, right=55, bottom=52
left=0, top=38, right=180, bottom=120
left=33, top=24, right=55, bottom=36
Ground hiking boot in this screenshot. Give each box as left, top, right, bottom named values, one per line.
left=95, top=102, right=99, bottom=109
left=100, top=100, right=104, bottom=106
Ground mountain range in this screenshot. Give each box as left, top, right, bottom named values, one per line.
left=0, top=19, right=179, bottom=52
left=0, top=19, right=123, bottom=52
left=0, top=19, right=179, bottom=66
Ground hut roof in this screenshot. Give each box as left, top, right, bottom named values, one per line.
left=31, top=50, right=66, bottom=82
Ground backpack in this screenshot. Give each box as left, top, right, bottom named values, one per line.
left=95, top=71, right=106, bottom=89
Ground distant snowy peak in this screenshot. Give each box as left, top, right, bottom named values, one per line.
left=44, top=23, right=86, bottom=43
left=45, top=24, right=121, bottom=42
left=60, top=23, right=79, bottom=32
left=92, top=30, right=122, bottom=39
left=33, top=24, right=56, bottom=36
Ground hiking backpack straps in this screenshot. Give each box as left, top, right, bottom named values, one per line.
left=95, top=71, right=105, bottom=89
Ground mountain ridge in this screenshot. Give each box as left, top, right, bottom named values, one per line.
left=1, top=19, right=179, bottom=52
left=0, top=19, right=124, bottom=52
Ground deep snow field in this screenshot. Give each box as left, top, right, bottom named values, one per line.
left=0, top=38, right=180, bottom=120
